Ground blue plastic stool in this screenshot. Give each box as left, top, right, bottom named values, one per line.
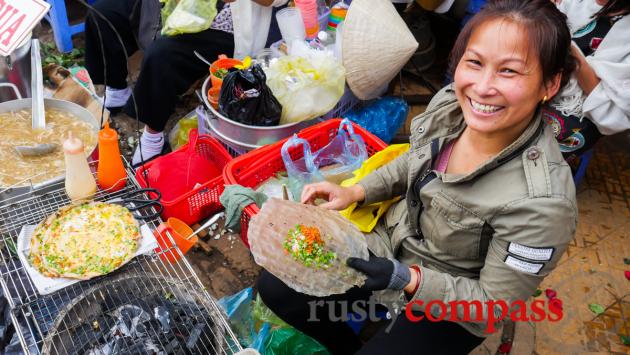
left=44, top=0, right=96, bottom=53
left=572, top=148, right=594, bottom=186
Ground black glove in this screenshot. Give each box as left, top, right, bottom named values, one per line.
left=347, top=255, right=411, bottom=291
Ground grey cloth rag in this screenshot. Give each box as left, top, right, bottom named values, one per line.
left=219, top=184, right=268, bottom=232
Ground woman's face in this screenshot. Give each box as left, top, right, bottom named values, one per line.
left=454, top=19, right=550, bottom=140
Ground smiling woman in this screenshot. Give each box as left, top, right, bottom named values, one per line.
left=256, top=1, right=580, bottom=354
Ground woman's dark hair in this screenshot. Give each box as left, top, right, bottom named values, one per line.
left=448, top=0, right=577, bottom=91
left=593, top=0, right=630, bottom=19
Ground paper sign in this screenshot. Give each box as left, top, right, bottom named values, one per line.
left=0, top=0, right=51, bottom=57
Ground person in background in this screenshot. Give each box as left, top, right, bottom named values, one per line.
left=84, top=0, right=287, bottom=166
left=257, top=1, right=578, bottom=354
left=544, top=0, right=630, bottom=160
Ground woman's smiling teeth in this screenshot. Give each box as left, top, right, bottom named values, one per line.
left=469, top=98, right=504, bottom=114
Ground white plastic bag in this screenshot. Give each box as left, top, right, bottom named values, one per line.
left=266, top=49, right=345, bottom=124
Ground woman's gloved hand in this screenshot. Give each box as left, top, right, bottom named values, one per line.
left=347, top=255, right=411, bottom=291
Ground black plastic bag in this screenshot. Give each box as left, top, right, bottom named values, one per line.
left=218, top=64, right=282, bottom=126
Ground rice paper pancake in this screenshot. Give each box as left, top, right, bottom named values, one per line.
left=29, top=202, right=140, bottom=280
left=248, top=198, right=368, bottom=297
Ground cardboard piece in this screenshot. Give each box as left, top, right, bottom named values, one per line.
left=44, top=64, right=110, bottom=126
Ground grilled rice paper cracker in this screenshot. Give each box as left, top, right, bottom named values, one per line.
left=248, top=198, right=369, bottom=297
left=28, top=202, right=141, bottom=280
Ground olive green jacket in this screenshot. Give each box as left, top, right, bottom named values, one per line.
left=358, top=85, right=578, bottom=337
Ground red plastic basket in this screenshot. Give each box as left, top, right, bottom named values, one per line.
left=136, top=134, right=233, bottom=225
left=222, top=118, right=388, bottom=247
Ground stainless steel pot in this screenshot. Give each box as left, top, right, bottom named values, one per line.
left=0, top=86, right=100, bottom=200
left=201, top=76, right=318, bottom=150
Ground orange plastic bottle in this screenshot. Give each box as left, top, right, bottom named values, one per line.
left=97, top=121, right=127, bottom=191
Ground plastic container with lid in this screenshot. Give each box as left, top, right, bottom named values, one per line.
left=63, top=133, right=97, bottom=201
left=210, top=55, right=243, bottom=89
left=97, top=121, right=127, bottom=192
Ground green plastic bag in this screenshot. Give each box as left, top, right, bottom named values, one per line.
left=252, top=295, right=289, bottom=331
left=264, top=328, right=331, bottom=355
left=160, top=0, right=218, bottom=36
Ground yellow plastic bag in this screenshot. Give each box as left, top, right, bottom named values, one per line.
left=339, top=144, right=410, bottom=232
left=160, top=0, right=217, bottom=36
left=168, top=113, right=198, bottom=150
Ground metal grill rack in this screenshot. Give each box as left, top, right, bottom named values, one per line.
left=0, top=160, right=241, bottom=354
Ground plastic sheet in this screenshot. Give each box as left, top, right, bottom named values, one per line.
left=345, top=97, right=409, bottom=143
left=248, top=198, right=368, bottom=297
left=255, top=173, right=293, bottom=201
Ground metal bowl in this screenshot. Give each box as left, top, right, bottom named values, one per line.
left=201, top=76, right=318, bottom=150
left=0, top=97, right=100, bottom=199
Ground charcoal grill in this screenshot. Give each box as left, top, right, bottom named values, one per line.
left=0, top=159, right=241, bottom=354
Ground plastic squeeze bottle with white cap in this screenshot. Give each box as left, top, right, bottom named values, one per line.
left=63, top=133, right=97, bottom=201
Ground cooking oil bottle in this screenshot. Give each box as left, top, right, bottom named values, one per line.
left=63, top=133, right=97, bottom=201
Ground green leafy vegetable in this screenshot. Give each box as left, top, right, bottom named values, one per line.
left=588, top=303, right=605, bottom=315
left=283, top=225, right=336, bottom=269
left=213, top=68, right=229, bottom=79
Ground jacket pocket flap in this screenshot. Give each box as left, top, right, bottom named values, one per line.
left=430, top=192, right=485, bottom=230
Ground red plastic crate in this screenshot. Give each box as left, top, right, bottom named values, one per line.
left=222, top=119, right=388, bottom=247
left=136, top=134, right=233, bottom=225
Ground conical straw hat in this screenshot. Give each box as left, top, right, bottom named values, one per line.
left=342, top=0, right=418, bottom=100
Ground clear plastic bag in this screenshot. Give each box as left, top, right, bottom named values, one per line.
left=160, top=0, right=218, bottom=36
left=281, top=119, right=367, bottom=200
left=266, top=53, right=345, bottom=124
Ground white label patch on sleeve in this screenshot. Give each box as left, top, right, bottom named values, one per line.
left=504, top=255, right=544, bottom=274
left=508, top=243, right=553, bottom=261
